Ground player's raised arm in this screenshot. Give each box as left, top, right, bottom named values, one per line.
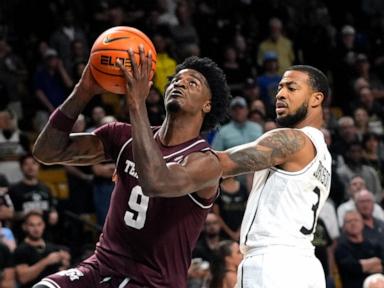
left=218, top=128, right=313, bottom=176
left=33, top=64, right=107, bottom=166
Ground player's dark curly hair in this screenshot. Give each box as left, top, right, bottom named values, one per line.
left=175, top=56, right=231, bottom=131
left=288, top=65, right=330, bottom=106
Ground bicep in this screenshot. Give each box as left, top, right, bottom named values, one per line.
left=56, top=133, right=107, bottom=165
left=221, top=129, right=307, bottom=176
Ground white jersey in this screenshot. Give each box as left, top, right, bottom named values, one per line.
left=240, top=126, right=332, bottom=255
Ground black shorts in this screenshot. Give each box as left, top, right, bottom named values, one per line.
left=35, top=255, right=145, bottom=288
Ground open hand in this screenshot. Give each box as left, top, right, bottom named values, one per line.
left=116, top=44, right=153, bottom=108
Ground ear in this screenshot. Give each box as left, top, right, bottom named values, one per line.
left=203, top=101, right=211, bottom=113
left=310, top=92, right=324, bottom=107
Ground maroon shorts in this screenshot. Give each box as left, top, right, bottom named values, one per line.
left=35, top=255, right=145, bottom=288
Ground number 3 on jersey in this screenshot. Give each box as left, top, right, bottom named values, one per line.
left=124, top=185, right=149, bottom=229
left=300, top=187, right=320, bottom=235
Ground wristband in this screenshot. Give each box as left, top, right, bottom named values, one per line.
left=49, top=108, right=77, bottom=133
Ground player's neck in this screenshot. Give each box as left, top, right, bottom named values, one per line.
left=294, top=110, right=323, bottom=129
left=158, top=115, right=202, bottom=146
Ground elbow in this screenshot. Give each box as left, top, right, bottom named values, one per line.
left=32, top=145, right=59, bottom=165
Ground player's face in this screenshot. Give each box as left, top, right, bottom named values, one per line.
left=164, top=69, right=211, bottom=116
left=275, top=70, right=313, bottom=127
left=25, top=215, right=45, bottom=240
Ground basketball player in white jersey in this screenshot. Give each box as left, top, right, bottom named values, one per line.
left=218, top=65, right=332, bottom=288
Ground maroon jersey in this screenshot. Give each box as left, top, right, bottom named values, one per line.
left=93, top=122, right=216, bottom=287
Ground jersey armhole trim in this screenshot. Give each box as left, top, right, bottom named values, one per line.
left=187, top=193, right=214, bottom=209
left=39, top=278, right=62, bottom=288
left=115, top=138, right=133, bottom=167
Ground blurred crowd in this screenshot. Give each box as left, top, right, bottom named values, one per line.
left=1, top=0, right=384, bottom=287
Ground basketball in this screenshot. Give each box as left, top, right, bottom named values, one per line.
left=90, top=26, right=157, bottom=94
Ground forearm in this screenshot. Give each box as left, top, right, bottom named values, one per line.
left=33, top=84, right=92, bottom=164
left=1, top=268, right=15, bottom=288
left=16, top=260, right=48, bottom=284
left=129, top=105, right=169, bottom=194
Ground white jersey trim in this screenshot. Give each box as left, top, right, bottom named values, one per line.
left=187, top=193, right=213, bottom=209
left=163, top=139, right=206, bottom=159
left=39, top=278, right=61, bottom=288
left=115, top=138, right=133, bottom=168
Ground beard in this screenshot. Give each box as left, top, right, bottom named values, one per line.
left=276, top=103, right=308, bottom=128
left=166, top=100, right=181, bottom=113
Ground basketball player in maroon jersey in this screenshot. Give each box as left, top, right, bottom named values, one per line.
left=32, top=45, right=230, bottom=287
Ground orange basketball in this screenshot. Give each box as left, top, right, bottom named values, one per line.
left=90, top=26, right=157, bottom=94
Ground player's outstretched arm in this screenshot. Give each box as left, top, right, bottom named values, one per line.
left=117, top=46, right=222, bottom=198
left=218, top=129, right=309, bottom=176
left=33, top=64, right=107, bottom=166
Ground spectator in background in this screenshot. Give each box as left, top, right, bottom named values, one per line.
left=0, top=241, right=15, bottom=288
left=146, top=87, right=166, bottom=126
left=14, top=211, right=70, bottom=288
left=210, top=240, right=242, bottom=288
left=152, top=33, right=177, bottom=95
left=0, top=109, right=30, bottom=184
left=91, top=115, right=116, bottom=226
left=363, top=273, right=384, bottom=288
left=242, top=78, right=260, bottom=103
left=337, top=176, right=384, bottom=227
left=170, top=0, right=199, bottom=61
left=8, top=154, right=58, bottom=242
left=356, top=87, right=384, bottom=135
left=85, top=106, right=106, bottom=133
left=355, top=190, right=384, bottom=251
left=362, top=132, right=384, bottom=186
left=221, top=46, right=248, bottom=95
left=213, top=177, right=248, bottom=241
left=337, top=141, right=382, bottom=202
left=0, top=174, right=13, bottom=227
left=354, top=107, right=370, bottom=141
left=315, top=199, right=339, bottom=288
left=331, top=116, right=359, bottom=158
left=335, top=210, right=384, bottom=288
left=49, top=9, right=88, bottom=73
left=257, top=51, right=281, bottom=111
left=263, top=119, right=277, bottom=132
left=212, top=96, right=262, bottom=151
left=33, top=48, right=73, bottom=132
left=257, top=17, right=295, bottom=75
left=193, top=213, right=223, bottom=264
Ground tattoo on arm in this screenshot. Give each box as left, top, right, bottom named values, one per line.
left=227, top=129, right=306, bottom=175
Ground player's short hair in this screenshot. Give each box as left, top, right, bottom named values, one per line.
left=174, top=56, right=231, bottom=131
left=287, top=65, right=329, bottom=105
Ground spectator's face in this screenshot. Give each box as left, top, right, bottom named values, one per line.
left=204, top=213, right=220, bottom=237
left=360, top=88, right=374, bottom=107
left=226, top=242, right=243, bottom=268
left=355, top=191, right=374, bottom=219
left=365, top=136, right=379, bottom=152
left=92, top=107, right=106, bottom=124
left=264, top=120, right=277, bottom=132
left=343, top=212, right=364, bottom=237
left=24, top=215, right=45, bottom=240
left=347, top=144, right=363, bottom=164
left=21, top=157, right=40, bottom=179
left=250, top=100, right=266, bottom=116
left=230, top=106, right=248, bottom=123
left=354, top=108, right=369, bottom=127
left=349, top=177, right=366, bottom=197
left=339, top=121, right=356, bottom=141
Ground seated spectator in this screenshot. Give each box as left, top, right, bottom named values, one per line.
left=364, top=273, right=384, bottom=288
left=14, top=211, right=70, bottom=288
left=210, top=240, right=242, bottom=288
left=263, top=119, right=277, bottom=132
left=0, top=222, right=16, bottom=252
left=213, top=177, right=248, bottom=241
left=0, top=109, right=30, bottom=184
left=355, top=190, right=384, bottom=250
left=8, top=154, right=58, bottom=242
left=331, top=116, right=359, bottom=159
left=354, top=107, right=370, bottom=141
left=315, top=199, right=340, bottom=287
left=0, top=173, right=14, bottom=226
left=335, top=210, right=384, bottom=288
left=212, top=96, right=262, bottom=151
left=337, top=176, right=384, bottom=227
left=362, top=132, right=384, bottom=186
left=193, top=213, right=223, bottom=264
left=0, top=241, right=15, bottom=288
left=337, top=141, right=382, bottom=202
